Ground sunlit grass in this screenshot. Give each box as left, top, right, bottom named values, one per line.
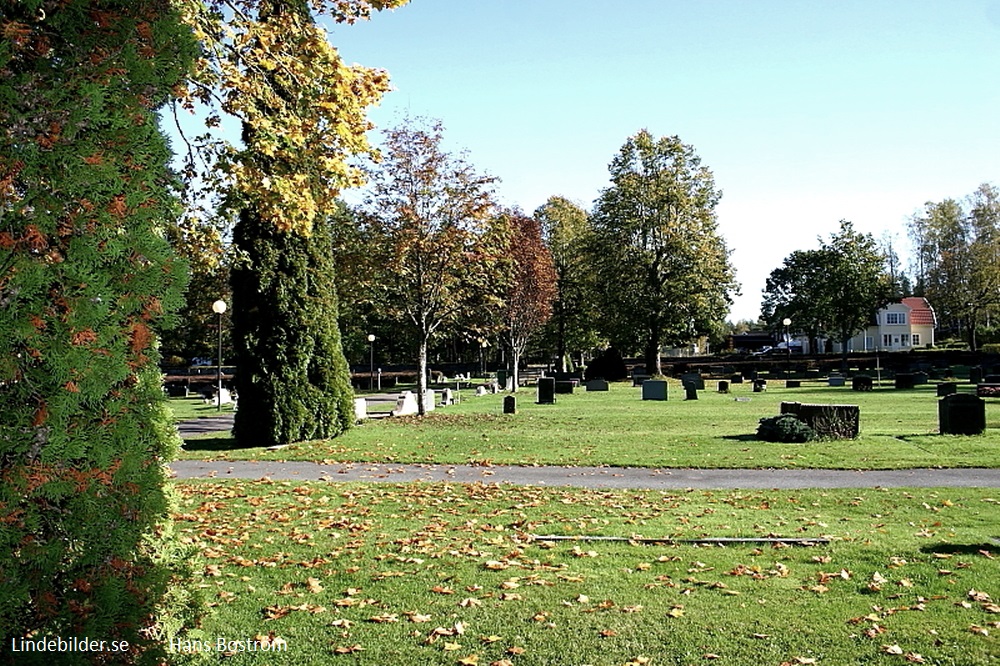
left=173, top=381, right=1000, bottom=470
left=170, top=479, right=1000, bottom=665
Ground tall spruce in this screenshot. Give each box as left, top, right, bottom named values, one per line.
left=0, top=1, right=198, bottom=660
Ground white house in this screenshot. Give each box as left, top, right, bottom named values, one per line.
left=842, top=297, right=937, bottom=352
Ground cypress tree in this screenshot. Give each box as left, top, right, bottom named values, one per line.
left=0, top=1, right=197, bottom=661
left=231, top=213, right=355, bottom=446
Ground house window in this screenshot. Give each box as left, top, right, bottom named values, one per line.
left=912, top=334, right=920, bottom=346
left=901, top=334, right=910, bottom=347
left=885, top=312, right=907, bottom=325
left=883, top=334, right=892, bottom=347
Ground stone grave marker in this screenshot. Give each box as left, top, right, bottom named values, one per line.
left=586, top=379, right=609, bottom=391
left=939, top=393, right=986, bottom=435
left=392, top=391, right=419, bottom=416
left=641, top=379, right=667, bottom=401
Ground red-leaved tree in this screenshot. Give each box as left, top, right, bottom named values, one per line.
left=501, top=210, right=558, bottom=390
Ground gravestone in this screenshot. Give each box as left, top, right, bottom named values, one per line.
left=852, top=375, right=873, bottom=391
left=730, top=374, right=744, bottom=384
left=353, top=397, right=368, bottom=421
left=828, top=374, right=845, bottom=387
left=912, top=371, right=929, bottom=385
left=680, top=373, right=704, bottom=390
left=752, top=379, right=767, bottom=393
left=641, top=379, right=668, bottom=401
left=984, top=374, right=1000, bottom=384
left=475, top=386, right=489, bottom=397
left=939, top=393, right=986, bottom=435
left=586, top=379, right=609, bottom=391
left=503, top=395, right=517, bottom=414
left=440, top=388, right=455, bottom=406
left=537, top=377, right=556, bottom=404
left=895, top=374, right=915, bottom=390
left=631, top=366, right=650, bottom=386
left=718, top=380, right=730, bottom=393
left=392, top=391, right=419, bottom=416
left=786, top=380, right=801, bottom=389
left=685, top=385, right=698, bottom=400
left=555, top=380, right=575, bottom=394
left=424, top=390, right=436, bottom=412
left=805, top=369, right=821, bottom=380
left=970, top=366, right=984, bottom=384
left=936, top=382, right=957, bottom=397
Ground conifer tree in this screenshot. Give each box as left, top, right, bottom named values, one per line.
left=0, top=1, right=197, bottom=661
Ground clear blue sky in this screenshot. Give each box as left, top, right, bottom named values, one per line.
left=330, top=0, right=1000, bottom=322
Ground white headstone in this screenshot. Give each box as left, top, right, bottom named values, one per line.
left=214, top=387, right=233, bottom=406
left=475, top=386, right=488, bottom=397
left=354, top=397, right=368, bottom=421
left=392, top=391, right=419, bottom=416
left=424, top=389, right=436, bottom=412
left=441, top=388, right=454, bottom=406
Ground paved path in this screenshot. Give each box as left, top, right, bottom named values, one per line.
left=169, top=459, right=1000, bottom=489
left=173, top=415, right=1000, bottom=489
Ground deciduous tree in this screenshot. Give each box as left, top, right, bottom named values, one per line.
left=590, top=130, right=737, bottom=374
left=534, top=196, right=598, bottom=372
left=762, top=221, right=893, bottom=367
left=501, top=210, right=558, bottom=390
left=364, top=117, right=508, bottom=414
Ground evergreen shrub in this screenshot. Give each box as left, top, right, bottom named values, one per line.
left=756, top=415, right=816, bottom=443
left=584, top=347, right=628, bottom=382
left=0, top=2, right=200, bottom=661
left=231, top=214, right=355, bottom=446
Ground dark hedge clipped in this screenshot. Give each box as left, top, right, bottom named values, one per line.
left=0, top=1, right=199, bottom=661
left=231, top=213, right=355, bottom=447
left=756, top=414, right=816, bottom=443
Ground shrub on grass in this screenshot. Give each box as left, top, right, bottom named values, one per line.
left=756, top=415, right=816, bottom=443
left=584, top=347, right=628, bottom=381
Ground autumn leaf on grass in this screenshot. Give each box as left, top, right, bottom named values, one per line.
left=969, top=625, right=990, bottom=636
left=599, top=629, right=618, bottom=638
left=905, top=654, right=925, bottom=663
left=443, top=642, right=462, bottom=652
left=333, top=644, right=363, bottom=654
left=432, top=585, right=455, bottom=595
left=480, top=635, right=503, bottom=644
left=883, top=645, right=904, bottom=655
left=456, top=655, right=479, bottom=665
left=666, top=605, right=685, bottom=618
left=368, top=613, right=399, bottom=623
left=407, top=612, right=433, bottom=623
left=624, top=657, right=651, bottom=666
left=306, top=577, right=324, bottom=593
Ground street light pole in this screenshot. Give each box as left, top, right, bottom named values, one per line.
left=782, top=317, right=792, bottom=379
left=212, top=299, right=227, bottom=412
left=367, top=334, right=376, bottom=391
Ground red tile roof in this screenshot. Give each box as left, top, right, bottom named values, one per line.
left=902, top=297, right=936, bottom=326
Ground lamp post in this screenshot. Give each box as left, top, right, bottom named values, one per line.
left=367, top=334, right=375, bottom=391
left=782, top=317, right=792, bottom=378
left=212, top=299, right=227, bottom=412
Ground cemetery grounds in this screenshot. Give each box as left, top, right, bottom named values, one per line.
left=168, top=381, right=999, bottom=665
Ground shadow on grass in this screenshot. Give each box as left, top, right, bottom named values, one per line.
left=920, top=542, right=999, bottom=556
left=721, top=434, right=759, bottom=442
left=181, top=436, right=253, bottom=453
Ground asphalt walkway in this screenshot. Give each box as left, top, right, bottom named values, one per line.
left=172, top=415, right=1000, bottom=489
left=168, top=459, right=1000, bottom=488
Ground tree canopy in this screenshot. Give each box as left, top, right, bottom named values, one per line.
left=590, top=130, right=737, bottom=373
left=762, top=221, right=893, bottom=366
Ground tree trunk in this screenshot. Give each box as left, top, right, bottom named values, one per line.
left=557, top=301, right=567, bottom=372
left=417, top=335, right=429, bottom=416
left=511, top=347, right=521, bottom=393
left=645, top=317, right=662, bottom=375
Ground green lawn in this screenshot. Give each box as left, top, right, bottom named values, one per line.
left=173, top=381, right=1000, bottom=470
left=169, top=479, right=1000, bottom=665
left=169, top=396, right=237, bottom=422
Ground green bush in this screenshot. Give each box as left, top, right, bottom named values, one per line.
left=231, top=213, right=355, bottom=447
left=981, top=343, right=1000, bottom=355
left=0, top=2, right=199, bottom=662
left=756, top=415, right=816, bottom=443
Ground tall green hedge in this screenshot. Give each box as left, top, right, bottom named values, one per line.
left=0, top=1, right=198, bottom=662
left=231, top=211, right=355, bottom=447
